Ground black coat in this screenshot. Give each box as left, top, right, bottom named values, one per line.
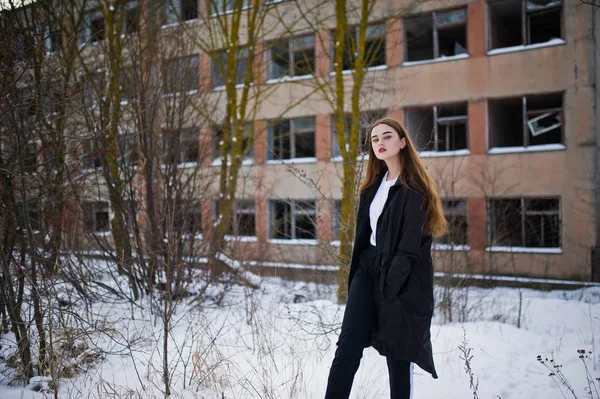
left=348, top=173, right=438, bottom=378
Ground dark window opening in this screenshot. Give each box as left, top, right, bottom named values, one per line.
left=489, top=0, right=562, bottom=50
left=269, top=118, right=315, bottom=160
left=212, top=48, right=249, bottom=88
left=406, top=103, right=468, bottom=152
left=436, top=200, right=468, bottom=246
left=270, top=200, right=316, bottom=239
left=333, top=23, right=386, bottom=71
left=174, top=201, right=203, bottom=235
left=125, top=2, right=140, bottom=34
left=45, top=24, right=62, bottom=53
left=489, top=93, right=562, bottom=149
left=83, top=201, right=110, bottom=233
left=331, top=110, right=386, bottom=158
left=213, top=124, right=254, bottom=161
left=269, top=35, right=315, bottom=79
left=90, top=12, right=105, bottom=42
left=489, top=198, right=560, bottom=248
left=16, top=202, right=40, bottom=232
left=165, top=0, right=198, bottom=23
left=164, top=128, right=199, bottom=165
left=406, top=108, right=435, bottom=151
left=165, top=56, right=198, bottom=94
left=83, top=139, right=102, bottom=170
left=118, top=134, right=138, bottom=166
left=210, top=0, right=249, bottom=16
left=23, top=142, right=38, bottom=174
left=405, top=9, right=467, bottom=62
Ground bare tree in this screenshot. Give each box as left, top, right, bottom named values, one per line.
left=283, top=0, right=427, bottom=302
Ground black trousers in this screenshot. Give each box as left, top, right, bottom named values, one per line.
left=325, top=246, right=413, bottom=399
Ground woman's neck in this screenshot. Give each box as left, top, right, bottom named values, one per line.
left=385, top=161, right=402, bottom=181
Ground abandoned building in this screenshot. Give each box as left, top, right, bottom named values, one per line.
left=6, top=0, right=599, bottom=281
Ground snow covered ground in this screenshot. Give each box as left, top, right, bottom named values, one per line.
left=1, top=265, right=599, bottom=399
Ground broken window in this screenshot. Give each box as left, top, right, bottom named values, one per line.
left=83, top=201, right=110, bottom=233
left=405, top=103, right=468, bottom=152
left=173, top=200, right=203, bottom=235
left=213, top=124, right=254, bottom=162
left=118, top=133, right=138, bottom=166
left=269, top=118, right=315, bottom=160
left=488, top=0, right=562, bottom=50
left=331, top=200, right=342, bottom=241
left=488, top=198, right=560, bottom=248
left=216, top=199, right=256, bottom=236
left=209, top=0, right=249, bottom=16
left=331, top=110, right=386, bottom=158
left=269, top=200, right=316, bottom=240
left=333, top=22, right=386, bottom=71
left=84, top=72, right=105, bottom=108
left=235, top=200, right=256, bottom=237
left=124, top=1, right=140, bottom=34
left=165, top=0, right=198, bottom=23
left=436, top=200, right=468, bottom=246
left=405, top=8, right=467, bottom=62
left=23, top=142, right=38, bottom=174
left=164, top=55, right=198, bottom=94
left=489, top=93, right=562, bottom=149
left=16, top=202, right=40, bottom=232
left=269, top=35, right=315, bottom=79
left=164, top=128, right=199, bottom=165
left=212, top=48, right=249, bottom=88
left=82, top=138, right=102, bottom=170
left=79, top=9, right=105, bottom=44
left=44, top=23, right=62, bottom=53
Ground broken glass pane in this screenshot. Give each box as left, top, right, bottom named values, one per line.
left=526, top=0, right=562, bottom=11
left=527, top=112, right=561, bottom=137
left=270, top=41, right=290, bottom=79
left=435, top=9, right=466, bottom=26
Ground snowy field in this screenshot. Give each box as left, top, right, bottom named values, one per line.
left=1, top=260, right=599, bottom=399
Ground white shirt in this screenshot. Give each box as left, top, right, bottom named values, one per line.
left=369, top=171, right=397, bottom=246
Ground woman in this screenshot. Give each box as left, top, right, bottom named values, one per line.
left=325, top=118, right=448, bottom=399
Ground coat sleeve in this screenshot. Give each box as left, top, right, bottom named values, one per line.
left=383, top=191, right=426, bottom=301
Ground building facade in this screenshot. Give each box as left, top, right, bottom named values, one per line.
left=6, top=0, right=597, bottom=281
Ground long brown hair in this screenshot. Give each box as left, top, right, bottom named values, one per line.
left=359, top=118, right=448, bottom=238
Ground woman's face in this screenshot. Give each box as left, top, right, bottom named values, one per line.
left=370, top=123, right=406, bottom=161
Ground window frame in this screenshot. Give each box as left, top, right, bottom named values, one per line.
left=212, top=47, right=250, bottom=89
left=268, top=34, right=316, bottom=80
left=213, top=123, right=254, bottom=164
left=83, top=201, right=110, bottom=233
left=82, top=138, right=102, bottom=170
left=209, top=0, right=250, bottom=17
left=486, top=0, right=563, bottom=52
left=16, top=201, right=40, bottom=233
left=268, top=117, right=316, bottom=161
left=488, top=92, right=564, bottom=150
left=79, top=8, right=105, bottom=45
left=404, top=7, right=468, bottom=63
left=487, top=197, right=561, bottom=249
left=164, top=0, right=199, bottom=24
left=164, top=55, right=199, bottom=95
left=269, top=200, right=317, bottom=240
left=435, top=199, right=469, bottom=247
left=404, top=102, right=469, bottom=153
left=163, top=128, right=200, bottom=166
left=330, top=21, right=387, bottom=72
left=330, top=110, right=387, bottom=159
